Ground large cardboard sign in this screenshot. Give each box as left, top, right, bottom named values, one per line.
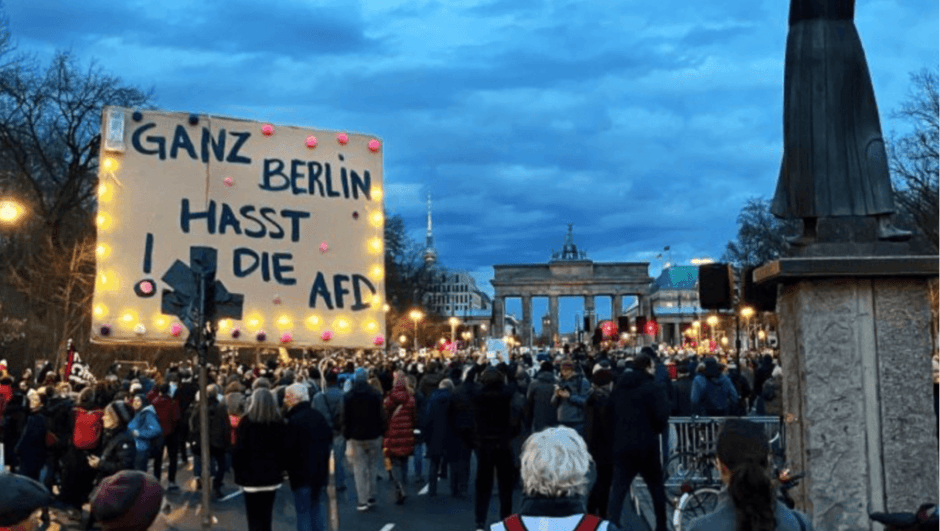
left=91, top=107, right=385, bottom=349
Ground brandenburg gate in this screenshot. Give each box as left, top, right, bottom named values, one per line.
left=490, top=225, right=653, bottom=343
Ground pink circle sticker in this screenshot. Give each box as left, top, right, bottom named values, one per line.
left=368, top=139, right=381, bottom=152
left=223, top=176, right=233, bottom=187
left=336, top=133, right=348, bottom=145
left=170, top=323, right=183, bottom=336
left=321, top=330, right=333, bottom=341
left=319, top=242, right=329, bottom=253
left=262, top=124, right=274, bottom=136
left=306, top=136, right=318, bottom=148
left=140, top=281, right=154, bottom=295
left=373, top=335, right=385, bottom=346
left=280, top=332, right=293, bottom=343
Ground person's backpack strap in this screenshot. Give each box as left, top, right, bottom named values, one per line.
left=503, top=514, right=527, bottom=531
left=574, top=514, right=602, bottom=531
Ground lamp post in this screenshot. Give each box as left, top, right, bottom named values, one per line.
left=691, top=320, right=701, bottom=351
left=740, top=306, right=755, bottom=352
left=409, top=310, right=424, bottom=352
left=448, top=316, right=460, bottom=346
left=707, top=315, right=719, bottom=344
left=0, top=199, right=25, bottom=226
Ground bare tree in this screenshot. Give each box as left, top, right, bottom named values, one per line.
left=887, top=68, right=939, bottom=252
left=722, top=197, right=796, bottom=268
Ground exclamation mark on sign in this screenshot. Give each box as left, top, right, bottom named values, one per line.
left=135, top=233, right=157, bottom=298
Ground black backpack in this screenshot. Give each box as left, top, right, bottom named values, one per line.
left=700, top=378, right=730, bottom=416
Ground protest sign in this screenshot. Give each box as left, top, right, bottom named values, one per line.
left=91, top=107, right=385, bottom=349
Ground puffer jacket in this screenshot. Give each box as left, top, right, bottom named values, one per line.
left=95, top=427, right=136, bottom=482
left=383, top=381, right=417, bottom=458
left=127, top=404, right=162, bottom=457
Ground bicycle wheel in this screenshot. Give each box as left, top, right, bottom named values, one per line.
left=663, top=453, right=717, bottom=507
left=673, top=487, right=721, bottom=531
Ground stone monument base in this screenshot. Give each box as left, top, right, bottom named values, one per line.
left=755, top=256, right=938, bottom=531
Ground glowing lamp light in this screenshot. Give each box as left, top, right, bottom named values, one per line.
left=363, top=320, right=378, bottom=333
left=369, top=211, right=383, bottom=228
left=102, top=157, right=118, bottom=172
left=369, top=265, right=384, bottom=281
left=0, top=201, right=24, bottom=224
left=246, top=314, right=264, bottom=330
left=95, top=244, right=111, bottom=259
left=218, top=319, right=232, bottom=332
left=305, top=315, right=321, bottom=330
left=371, top=293, right=382, bottom=306
left=276, top=315, right=292, bottom=329
left=96, top=212, right=112, bottom=231
left=371, top=187, right=383, bottom=201
left=333, top=318, right=351, bottom=333
left=98, top=183, right=113, bottom=203
left=93, top=304, right=108, bottom=318
left=368, top=237, right=383, bottom=254
left=153, top=316, right=168, bottom=330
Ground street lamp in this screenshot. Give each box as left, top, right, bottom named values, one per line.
left=707, top=315, right=719, bottom=342
left=398, top=334, right=407, bottom=346
left=448, top=317, right=460, bottom=345
left=757, top=329, right=766, bottom=350
left=0, top=199, right=25, bottom=225
left=740, top=306, right=755, bottom=351
left=691, top=320, right=701, bottom=347
left=409, top=310, right=424, bottom=351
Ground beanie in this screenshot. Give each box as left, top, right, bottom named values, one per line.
left=0, top=473, right=51, bottom=526
left=109, top=400, right=134, bottom=426
left=91, top=470, right=164, bottom=531
left=539, top=361, right=553, bottom=373
left=354, top=367, right=368, bottom=382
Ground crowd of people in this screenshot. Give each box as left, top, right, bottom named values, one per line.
left=0, top=343, right=798, bottom=531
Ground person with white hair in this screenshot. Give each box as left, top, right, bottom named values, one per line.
left=490, top=426, right=620, bottom=531
left=283, top=383, right=332, bottom=531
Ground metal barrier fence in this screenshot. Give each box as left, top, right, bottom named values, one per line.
left=662, top=416, right=784, bottom=486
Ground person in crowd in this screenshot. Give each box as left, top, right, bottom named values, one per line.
left=489, top=426, right=620, bottom=531
left=584, top=364, right=615, bottom=519
left=148, top=383, right=181, bottom=489
left=86, top=397, right=138, bottom=527
left=59, top=387, right=101, bottom=518
left=89, top=470, right=164, bottom=531
left=753, top=354, right=775, bottom=401
left=551, top=359, right=590, bottom=436
left=343, top=367, right=385, bottom=512
left=725, top=363, right=752, bottom=416
left=383, top=372, right=417, bottom=505
left=0, top=473, right=51, bottom=531
left=671, top=362, right=694, bottom=417
left=42, top=385, right=74, bottom=493
left=607, top=352, right=670, bottom=531
left=312, top=370, right=347, bottom=492
left=449, top=366, right=477, bottom=500
left=188, top=384, right=231, bottom=498
left=233, top=387, right=287, bottom=531
left=690, top=358, right=739, bottom=417
left=756, top=365, right=784, bottom=417
left=408, top=374, right=427, bottom=487
left=16, top=389, right=48, bottom=481
left=175, top=370, right=197, bottom=465
left=284, top=383, right=332, bottom=531
left=687, top=418, right=812, bottom=531
left=127, top=394, right=162, bottom=473
left=470, top=366, right=518, bottom=531
left=423, top=378, right=461, bottom=497
left=2, top=379, right=27, bottom=475
left=525, top=361, right=557, bottom=434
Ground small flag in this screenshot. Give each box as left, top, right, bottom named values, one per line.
left=656, top=254, right=663, bottom=259
left=664, top=246, right=670, bottom=251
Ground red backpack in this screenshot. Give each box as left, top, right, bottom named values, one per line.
left=73, top=407, right=104, bottom=450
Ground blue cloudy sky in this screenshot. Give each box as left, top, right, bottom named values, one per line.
left=6, top=0, right=937, bottom=331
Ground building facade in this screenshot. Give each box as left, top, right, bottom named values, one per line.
left=425, top=269, right=492, bottom=316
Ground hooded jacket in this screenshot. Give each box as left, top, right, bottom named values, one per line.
left=342, top=380, right=385, bottom=441
left=526, top=370, right=557, bottom=433
left=609, top=369, right=670, bottom=457
left=383, top=380, right=417, bottom=458
left=127, top=404, right=162, bottom=456
left=690, top=360, right=739, bottom=416
left=552, top=372, right=591, bottom=425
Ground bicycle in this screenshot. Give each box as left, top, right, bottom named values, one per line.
left=663, top=417, right=722, bottom=508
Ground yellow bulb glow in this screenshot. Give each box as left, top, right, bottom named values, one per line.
left=0, top=201, right=24, bottom=224
left=368, top=237, right=383, bottom=254
left=246, top=313, right=264, bottom=330
left=96, top=212, right=112, bottom=231
left=369, top=265, right=384, bottom=280
left=218, top=319, right=232, bottom=331
left=371, top=293, right=382, bottom=306
left=119, top=310, right=138, bottom=329
left=369, top=211, right=384, bottom=228
left=276, top=315, right=292, bottom=329
left=371, top=187, right=383, bottom=201
left=93, top=304, right=108, bottom=318
left=98, top=183, right=113, bottom=203
left=98, top=271, right=118, bottom=289
left=153, top=316, right=169, bottom=330
left=102, top=157, right=118, bottom=172
left=96, top=244, right=111, bottom=259
left=363, top=320, right=378, bottom=333
left=305, top=315, right=321, bottom=330
left=334, top=317, right=351, bottom=333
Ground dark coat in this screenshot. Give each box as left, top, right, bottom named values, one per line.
left=15, top=412, right=47, bottom=478
left=584, top=385, right=614, bottom=466
left=424, top=388, right=460, bottom=461
left=609, top=370, right=670, bottom=457
left=471, top=381, right=516, bottom=449
left=525, top=370, right=557, bottom=433
left=283, top=401, right=332, bottom=491
left=233, top=418, right=287, bottom=488
left=383, top=381, right=417, bottom=458
left=189, top=399, right=231, bottom=450
left=95, top=427, right=136, bottom=482
left=672, top=376, right=694, bottom=417
left=342, top=382, right=385, bottom=441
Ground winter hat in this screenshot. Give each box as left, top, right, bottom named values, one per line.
left=702, top=357, right=721, bottom=378
left=108, top=400, right=134, bottom=426
left=592, top=368, right=613, bottom=387
left=560, top=359, right=575, bottom=370
left=91, top=470, right=164, bottom=531
left=26, top=388, right=42, bottom=411
left=0, top=473, right=51, bottom=526
left=539, top=361, right=554, bottom=373
left=354, top=367, right=368, bottom=382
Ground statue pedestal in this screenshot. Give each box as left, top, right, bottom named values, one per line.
left=755, top=256, right=938, bottom=530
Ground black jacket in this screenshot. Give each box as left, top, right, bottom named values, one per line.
left=525, top=370, right=557, bottom=433
left=284, top=402, right=332, bottom=491
left=609, top=370, right=670, bottom=457
left=672, top=376, right=694, bottom=417
left=342, top=382, right=385, bottom=441
left=96, top=427, right=136, bottom=482
left=424, top=388, right=460, bottom=460
left=584, top=385, right=614, bottom=465
left=470, top=381, right=516, bottom=449
left=189, top=399, right=231, bottom=450
left=233, top=418, right=287, bottom=488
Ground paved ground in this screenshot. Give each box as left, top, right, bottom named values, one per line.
left=36, top=457, right=660, bottom=531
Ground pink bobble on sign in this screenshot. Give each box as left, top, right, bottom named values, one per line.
left=224, top=177, right=233, bottom=187
left=320, top=330, right=333, bottom=341
left=319, top=242, right=329, bottom=253
left=140, top=281, right=154, bottom=295
left=256, top=331, right=267, bottom=342
left=262, top=124, right=274, bottom=136
left=368, top=139, right=381, bottom=152
left=170, top=323, right=183, bottom=337
left=336, top=133, right=348, bottom=145
left=373, top=335, right=385, bottom=346
left=306, top=136, right=318, bottom=148
left=280, top=332, right=293, bottom=344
